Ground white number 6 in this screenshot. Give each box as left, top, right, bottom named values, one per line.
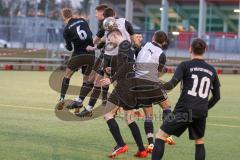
left=77, top=26, right=87, bottom=40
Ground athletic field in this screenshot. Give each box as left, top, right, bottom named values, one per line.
left=0, top=71, right=239, bottom=160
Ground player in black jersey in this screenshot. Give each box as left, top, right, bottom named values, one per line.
left=78, top=7, right=137, bottom=117
left=56, top=8, right=95, bottom=111
left=67, top=4, right=109, bottom=117
left=152, top=38, right=221, bottom=160
left=100, top=29, right=148, bottom=158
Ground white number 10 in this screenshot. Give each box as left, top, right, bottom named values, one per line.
left=188, top=74, right=211, bottom=98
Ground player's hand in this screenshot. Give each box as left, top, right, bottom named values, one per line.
left=86, top=45, right=95, bottom=51
left=100, top=78, right=111, bottom=86
left=105, top=67, right=111, bottom=74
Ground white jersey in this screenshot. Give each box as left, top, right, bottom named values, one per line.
left=104, top=18, right=131, bottom=56
left=135, top=42, right=164, bottom=82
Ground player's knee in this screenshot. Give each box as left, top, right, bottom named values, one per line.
left=94, top=79, right=102, bottom=87
left=195, top=138, right=204, bottom=144
left=124, top=117, right=135, bottom=125
left=65, top=70, right=74, bottom=78
left=104, top=113, right=114, bottom=121
left=145, top=112, right=153, bottom=120
left=124, top=111, right=135, bottom=125
left=155, top=129, right=169, bottom=140
left=145, top=114, right=153, bottom=122
left=160, top=99, right=171, bottom=109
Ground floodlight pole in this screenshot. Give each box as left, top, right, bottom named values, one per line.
left=34, top=0, right=38, bottom=49
left=125, top=0, right=133, bottom=24
left=161, top=0, right=169, bottom=33
left=198, top=0, right=207, bottom=38
left=89, top=0, right=99, bottom=35
left=238, top=0, right=240, bottom=37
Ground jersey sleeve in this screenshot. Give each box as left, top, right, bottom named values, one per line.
left=208, top=71, right=221, bottom=109
left=96, top=27, right=105, bottom=38
left=158, top=53, right=166, bottom=72
left=63, top=28, right=73, bottom=51
left=163, top=62, right=186, bottom=90
left=125, top=20, right=134, bottom=36
left=110, top=40, right=132, bottom=83
left=212, top=72, right=221, bottom=89
left=97, top=41, right=106, bottom=49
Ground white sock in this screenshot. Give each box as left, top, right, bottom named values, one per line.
left=75, top=97, right=83, bottom=103
left=86, top=105, right=93, bottom=111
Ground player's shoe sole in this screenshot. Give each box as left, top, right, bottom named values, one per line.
left=66, top=101, right=83, bottom=109
left=134, top=150, right=148, bottom=158
left=75, top=108, right=93, bottom=117
left=108, top=144, right=128, bottom=158
left=55, top=100, right=65, bottom=110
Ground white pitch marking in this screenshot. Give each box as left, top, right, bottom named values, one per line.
left=0, top=103, right=240, bottom=128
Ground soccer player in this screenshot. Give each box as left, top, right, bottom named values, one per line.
left=101, top=29, right=148, bottom=158
left=134, top=31, right=175, bottom=152
left=56, top=8, right=95, bottom=111
left=152, top=38, right=221, bottom=160
left=67, top=4, right=109, bottom=116
left=80, top=7, right=136, bottom=117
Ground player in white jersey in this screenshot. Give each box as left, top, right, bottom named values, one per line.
left=133, top=31, right=176, bottom=152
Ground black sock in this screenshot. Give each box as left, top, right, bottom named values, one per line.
left=60, top=77, right=70, bottom=99
left=144, top=121, right=154, bottom=144
left=107, top=118, right=125, bottom=147
left=128, top=122, right=145, bottom=151
left=88, top=86, right=101, bottom=108
left=152, top=139, right=165, bottom=160
left=162, top=108, right=172, bottom=122
left=79, top=82, right=94, bottom=100
left=195, top=144, right=205, bottom=160
left=102, top=86, right=109, bottom=101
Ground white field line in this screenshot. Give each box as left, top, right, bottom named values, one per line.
left=207, top=123, right=240, bottom=128
left=0, top=103, right=240, bottom=128
left=0, top=103, right=52, bottom=111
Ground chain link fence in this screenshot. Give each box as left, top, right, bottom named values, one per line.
left=0, top=16, right=240, bottom=60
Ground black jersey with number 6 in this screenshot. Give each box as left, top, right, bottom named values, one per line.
left=164, top=59, right=220, bottom=118
left=63, top=18, right=93, bottom=55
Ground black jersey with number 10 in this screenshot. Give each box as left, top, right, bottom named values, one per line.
left=170, top=59, right=220, bottom=118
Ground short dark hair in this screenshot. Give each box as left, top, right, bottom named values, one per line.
left=61, top=8, right=73, bottom=19
left=191, top=38, right=207, bottom=55
left=107, top=28, right=122, bottom=38
left=153, top=30, right=168, bottom=45
left=95, top=4, right=108, bottom=11
left=103, top=7, right=115, bottom=18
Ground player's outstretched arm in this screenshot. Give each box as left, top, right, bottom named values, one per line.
left=158, top=53, right=167, bottom=73
left=162, top=62, right=185, bottom=91
left=208, top=87, right=220, bottom=110
left=63, top=29, right=72, bottom=51
left=208, top=74, right=221, bottom=109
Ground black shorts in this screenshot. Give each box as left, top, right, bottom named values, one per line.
left=92, top=53, right=116, bottom=77
left=93, top=56, right=104, bottom=76
left=131, top=78, right=168, bottom=107
left=161, top=111, right=206, bottom=140
left=67, top=52, right=95, bottom=75
left=108, top=80, right=137, bottom=110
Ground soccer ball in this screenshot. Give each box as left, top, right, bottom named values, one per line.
left=103, top=17, right=117, bottom=31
